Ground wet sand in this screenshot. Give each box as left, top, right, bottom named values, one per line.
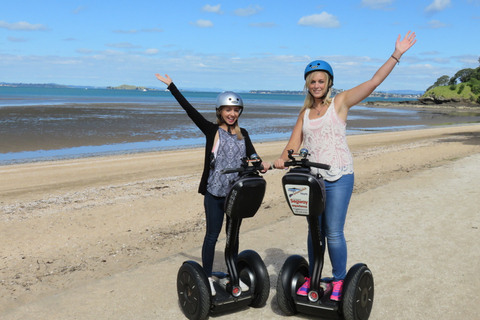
left=1, top=124, right=480, bottom=319
left=2, top=102, right=480, bottom=155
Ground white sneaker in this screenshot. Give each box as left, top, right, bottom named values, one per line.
left=216, top=276, right=249, bottom=292
left=208, top=277, right=216, bottom=296
left=239, top=279, right=249, bottom=292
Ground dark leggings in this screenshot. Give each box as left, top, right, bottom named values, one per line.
left=202, top=191, right=239, bottom=277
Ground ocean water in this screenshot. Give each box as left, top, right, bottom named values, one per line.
left=0, top=86, right=455, bottom=164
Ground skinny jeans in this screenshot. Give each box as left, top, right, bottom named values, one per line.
left=202, top=191, right=239, bottom=277
left=307, top=173, right=354, bottom=281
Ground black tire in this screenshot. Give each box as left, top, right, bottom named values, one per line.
left=342, top=263, right=374, bottom=320
left=237, top=249, right=270, bottom=308
left=177, top=261, right=211, bottom=320
left=276, top=255, right=309, bottom=316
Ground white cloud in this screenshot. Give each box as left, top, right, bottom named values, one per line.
left=361, top=0, right=395, bottom=10
left=144, top=49, right=159, bottom=55
left=76, top=48, right=94, bottom=54
left=72, top=6, right=86, bottom=14
left=191, top=20, right=214, bottom=28
left=0, top=20, right=48, bottom=31
left=8, top=36, right=28, bottom=42
left=234, top=5, right=263, bottom=17
left=52, top=60, right=83, bottom=65
left=202, top=4, right=223, bottom=14
left=426, top=19, right=448, bottom=28
left=425, top=0, right=451, bottom=14
left=298, top=12, right=340, bottom=28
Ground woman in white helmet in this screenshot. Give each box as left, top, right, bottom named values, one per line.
left=274, top=31, right=416, bottom=301
left=155, top=73, right=270, bottom=296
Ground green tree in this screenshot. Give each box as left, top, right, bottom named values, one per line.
left=457, top=68, right=475, bottom=83
left=449, top=68, right=475, bottom=85
left=427, top=75, right=450, bottom=91
left=471, top=67, right=480, bottom=81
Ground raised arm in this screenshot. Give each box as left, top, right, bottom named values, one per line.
left=154, top=73, right=212, bottom=134
left=336, top=31, right=417, bottom=117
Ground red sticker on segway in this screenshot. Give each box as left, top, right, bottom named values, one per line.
left=285, top=184, right=310, bottom=216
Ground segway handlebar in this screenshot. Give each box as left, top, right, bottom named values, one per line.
left=275, top=149, right=331, bottom=171
left=220, top=154, right=265, bottom=174
left=284, top=160, right=330, bottom=170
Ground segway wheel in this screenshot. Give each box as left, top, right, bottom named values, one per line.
left=237, top=250, right=270, bottom=308
left=177, top=261, right=211, bottom=320
left=342, top=263, right=374, bottom=320
left=276, top=255, right=309, bottom=316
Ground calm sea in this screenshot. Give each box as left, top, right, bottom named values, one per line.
left=0, top=86, right=425, bottom=164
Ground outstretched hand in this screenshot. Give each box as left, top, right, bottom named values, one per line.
left=395, top=31, right=417, bottom=55
left=155, top=73, right=172, bottom=86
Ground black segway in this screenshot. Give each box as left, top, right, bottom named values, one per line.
left=177, top=155, right=270, bottom=320
left=276, top=149, right=374, bottom=320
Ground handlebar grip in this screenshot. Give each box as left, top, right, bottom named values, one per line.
left=221, top=168, right=245, bottom=174
left=278, top=160, right=330, bottom=170
left=221, top=164, right=265, bottom=174
left=305, top=160, right=331, bottom=170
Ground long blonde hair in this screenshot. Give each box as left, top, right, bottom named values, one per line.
left=299, top=71, right=333, bottom=114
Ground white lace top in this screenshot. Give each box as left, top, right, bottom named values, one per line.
left=302, top=98, right=354, bottom=181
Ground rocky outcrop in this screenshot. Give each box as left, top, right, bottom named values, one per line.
left=417, top=95, right=468, bottom=105
left=364, top=99, right=479, bottom=109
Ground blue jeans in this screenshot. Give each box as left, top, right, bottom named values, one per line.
left=202, top=191, right=239, bottom=277
left=308, top=173, right=354, bottom=281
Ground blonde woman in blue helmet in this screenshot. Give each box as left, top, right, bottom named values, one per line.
left=274, top=31, right=416, bottom=301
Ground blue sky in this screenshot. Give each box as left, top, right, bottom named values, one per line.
left=1, top=0, right=479, bottom=92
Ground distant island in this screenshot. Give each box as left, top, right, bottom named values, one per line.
left=0, top=82, right=94, bottom=89
left=106, top=84, right=159, bottom=91
left=250, top=88, right=422, bottom=99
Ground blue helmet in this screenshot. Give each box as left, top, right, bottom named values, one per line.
left=304, top=60, right=334, bottom=85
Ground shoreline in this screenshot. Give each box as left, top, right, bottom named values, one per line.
left=361, top=99, right=480, bottom=110
left=2, top=99, right=480, bottom=165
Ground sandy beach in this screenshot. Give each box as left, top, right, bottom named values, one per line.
left=1, top=124, right=480, bottom=319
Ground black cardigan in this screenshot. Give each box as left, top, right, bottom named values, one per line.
left=168, top=83, right=258, bottom=195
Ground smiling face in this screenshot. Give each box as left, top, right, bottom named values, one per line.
left=308, top=71, right=329, bottom=100
left=218, top=106, right=242, bottom=126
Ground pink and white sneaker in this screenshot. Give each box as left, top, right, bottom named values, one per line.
left=330, top=280, right=344, bottom=301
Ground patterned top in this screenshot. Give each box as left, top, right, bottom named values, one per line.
left=207, top=128, right=246, bottom=197
left=302, top=98, right=354, bottom=181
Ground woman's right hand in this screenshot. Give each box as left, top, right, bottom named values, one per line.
left=155, top=73, right=172, bottom=86
left=273, top=158, right=286, bottom=169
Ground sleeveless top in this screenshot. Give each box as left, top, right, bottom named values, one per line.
left=302, top=98, right=354, bottom=181
left=207, top=128, right=246, bottom=197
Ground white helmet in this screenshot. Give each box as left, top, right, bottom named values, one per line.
left=216, top=91, right=243, bottom=108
